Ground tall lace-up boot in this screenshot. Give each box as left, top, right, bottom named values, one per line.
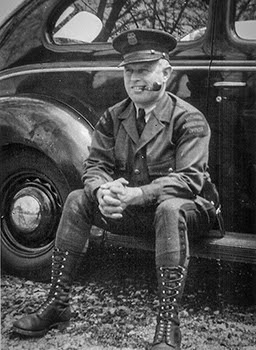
left=150, top=265, right=187, bottom=350
left=13, top=247, right=82, bottom=337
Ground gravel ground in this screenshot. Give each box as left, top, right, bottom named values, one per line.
left=1, top=245, right=256, bottom=350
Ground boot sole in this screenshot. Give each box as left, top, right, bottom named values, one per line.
left=13, top=320, right=70, bottom=337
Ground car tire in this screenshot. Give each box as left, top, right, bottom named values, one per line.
left=0, top=146, right=70, bottom=281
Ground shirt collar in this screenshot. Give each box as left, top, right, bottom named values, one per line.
left=135, top=104, right=156, bottom=122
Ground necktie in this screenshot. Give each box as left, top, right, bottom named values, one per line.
left=136, top=108, right=146, bottom=137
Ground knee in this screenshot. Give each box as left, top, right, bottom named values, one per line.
left=156, top=199, right=181, bottom=217
left=156, top=198, right=196, bottom=221
left=64, top=189, right=87, bottom=211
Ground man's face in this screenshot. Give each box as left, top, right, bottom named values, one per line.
left=123, top=60, right=166, bottom=107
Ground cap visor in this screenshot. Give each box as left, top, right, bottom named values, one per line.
left=119, top=56, right=164, bottom=67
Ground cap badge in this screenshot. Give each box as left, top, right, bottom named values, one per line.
left=127, top=32, right=138, bottom=45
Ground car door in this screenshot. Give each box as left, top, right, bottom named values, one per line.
left=208, top=0, right=256, bottom=233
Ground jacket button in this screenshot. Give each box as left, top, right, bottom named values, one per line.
left=134, top=169, right=140, bottom=175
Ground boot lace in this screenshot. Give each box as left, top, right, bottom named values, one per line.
left=154, top=266, right=185, bottom=345
left=37, top=248, right=69, bottom=314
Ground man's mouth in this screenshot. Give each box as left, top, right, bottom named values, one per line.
left=132, top=85, right=147, bottom=91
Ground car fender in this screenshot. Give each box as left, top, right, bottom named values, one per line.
left=0, top=94, right=94, bottom=189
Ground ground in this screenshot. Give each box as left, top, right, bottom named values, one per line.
left=1, top=244, right=256, bottom=350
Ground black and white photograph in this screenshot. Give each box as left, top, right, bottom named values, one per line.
left=1, top=1, right=256, bottom=349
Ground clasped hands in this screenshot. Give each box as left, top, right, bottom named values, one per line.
left=96, top=177, right=143, bottom=219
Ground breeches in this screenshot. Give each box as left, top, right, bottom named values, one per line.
left=55, top=189, right=216, bottom=266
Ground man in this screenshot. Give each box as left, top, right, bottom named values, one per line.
left=13, top=29, right=217, bottom=350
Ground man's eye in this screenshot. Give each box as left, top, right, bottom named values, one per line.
left=139, top=69, right=149, bottom=74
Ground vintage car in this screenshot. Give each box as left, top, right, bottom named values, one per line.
left=0, top=0, right=256, bottom=281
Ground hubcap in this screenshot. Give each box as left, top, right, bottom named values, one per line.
left=1, top=173, right=62, bottom=252
left=10, top=187, right=52, bottom=233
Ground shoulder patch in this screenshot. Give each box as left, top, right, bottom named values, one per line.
left=182, top=115, right=208, bottom=137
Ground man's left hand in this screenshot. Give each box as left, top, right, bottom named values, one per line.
left=97, top=178, right=144, bottom=218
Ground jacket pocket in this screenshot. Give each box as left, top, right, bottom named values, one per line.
left=148, top=159, right=174, bottom=177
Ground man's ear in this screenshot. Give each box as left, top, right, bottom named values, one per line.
left=163, top=66, right=173, bottom=81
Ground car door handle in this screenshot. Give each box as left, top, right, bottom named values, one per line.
left=213, top=81, right=247, bottom=88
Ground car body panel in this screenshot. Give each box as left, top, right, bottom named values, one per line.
left=1, top=95, right=93, bottom=189
left=208, top=0, right=256, bottom=232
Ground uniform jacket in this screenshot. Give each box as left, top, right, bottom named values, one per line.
left=82, top=91, right=211, bottom=205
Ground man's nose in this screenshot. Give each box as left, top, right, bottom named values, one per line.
left=130, top=70, right=140, bottom=80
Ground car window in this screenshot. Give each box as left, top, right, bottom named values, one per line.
left=52, top=0, right=209, bottom=45
left=54, top=10, right=102, bottom=43
left=235, top=0, right=256, bottom=40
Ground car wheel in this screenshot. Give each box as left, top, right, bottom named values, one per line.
left=0, top=147, right=70, bottom=281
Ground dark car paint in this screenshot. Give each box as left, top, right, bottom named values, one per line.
left=0, top=95, right=93, bottom=189
left=207, top=0, right=256, bottom=231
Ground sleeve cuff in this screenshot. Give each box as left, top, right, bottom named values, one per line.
left=140, top=183, right=161, bottom=204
